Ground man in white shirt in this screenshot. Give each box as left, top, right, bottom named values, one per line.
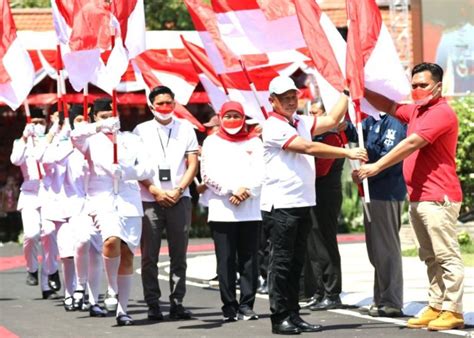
left=261, top=76, right=368, bottom=335
left=133, top=86, right=199, bottom=321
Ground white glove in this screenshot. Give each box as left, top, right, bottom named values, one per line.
left=22, top=124, right=35, bottom=138
left=48, top=120, right=60, bottom=136
left=99, top=117, right=120, bottom=133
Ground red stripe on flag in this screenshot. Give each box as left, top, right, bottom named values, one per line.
left=0, top=0, right=17, bottom=84
left=210, top=0, right=260, bottom=13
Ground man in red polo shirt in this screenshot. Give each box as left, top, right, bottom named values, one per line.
left=358, top=62, right=464, bottom=331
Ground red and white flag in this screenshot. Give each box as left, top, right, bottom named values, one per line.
left=51, top=0, right=145, bottom=94
left=294, top=0, right=347, bottom=113
left=346, top=0, right=410, bottom=116
left=182, top=37, right=286, bottom=121
left=134, top=50, right=200, bottom=104
left=0, top=0, right=35, bottom=110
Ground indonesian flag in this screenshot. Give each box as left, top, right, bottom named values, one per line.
left=0, top=0, right=35, bottom=110
left=51, top=0, right=145, bottom=93
left=182, top=37, right=284, bottom=121
left=294, top=0, right=347, bottom=113
left=346, top=0, right=410, bottom=116
left=134, top=50, right=200, bottom=104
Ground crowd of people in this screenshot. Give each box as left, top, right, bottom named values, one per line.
left=9, top=62, right=466, bottom=333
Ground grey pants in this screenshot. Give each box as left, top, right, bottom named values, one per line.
left=364, top=199, right=404, bottom=309
left=140, top=198, right=191, bottom=307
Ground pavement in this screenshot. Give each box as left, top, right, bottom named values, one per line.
left=0, top=236, right=473, bottom=337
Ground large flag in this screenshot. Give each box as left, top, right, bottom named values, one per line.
left=0, top=0, right=35, bottom=110
left=51, top=0, right=145, bottom=93
left=294, top=0, right=347, bottom=113
left=182, top=37, right=286, bottom=121
left=346, top=0, right=410, bottom=116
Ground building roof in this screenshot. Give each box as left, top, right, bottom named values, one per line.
left=12, top=8, right=54, bottom=31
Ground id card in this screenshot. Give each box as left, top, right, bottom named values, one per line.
left=159, top=163, right=171, bottom=182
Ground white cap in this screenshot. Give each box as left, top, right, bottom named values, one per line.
left=269, top=76, right=299, bottom=95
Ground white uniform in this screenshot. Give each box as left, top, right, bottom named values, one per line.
left=71, top=124, right=154, bottom=251
left=10, top=135, right=58, bottom=291
left=201, top=134, right=265, bottom=222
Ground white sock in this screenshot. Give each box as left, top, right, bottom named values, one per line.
left=103, top=255, right=120, bottom=295
left=116, top=274, right=133, bottom=316
left=62, top=258, right=76, bottom=298
left=74, top=240, right=90, bottom=289
left=87, top=247, right=103, bottom=305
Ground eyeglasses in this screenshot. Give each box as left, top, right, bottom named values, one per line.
left=154, top=101, right=174, bottom=106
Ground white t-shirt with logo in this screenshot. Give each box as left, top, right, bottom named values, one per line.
left=133, top=117, right=198, bottom=201
left=260, top=113, right=317, bottom=212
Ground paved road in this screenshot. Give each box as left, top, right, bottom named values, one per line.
left=1, top=240, right=472, bottom=337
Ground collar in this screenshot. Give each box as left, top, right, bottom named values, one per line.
left=268, top=112, right=299, bottom=128
left=153, top=116, right=175, bottom=130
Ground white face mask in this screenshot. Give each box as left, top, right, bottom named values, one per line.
left=152, top=110, right=173, bottom=121
left=222, top=126, right=242, bottom=135
left=33, top=124, right=46, bottom=137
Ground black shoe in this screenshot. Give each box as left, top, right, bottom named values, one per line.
left=359, top=304, right=376, bottom=314
left=309, top=296, right=342, bottom=311
left=238, top=308, right=259, bottom=321
left=300, top=295, right=322, bottom=308
left=147, top=304, right=164, bottom=321
left=48, top=271, right=61, bottom=292
left=369, top=305, right=403, bottom=317
left=290, top=313, right=322, bottom=332
left=64, top=296, right=75, bottom=311
left=72, top=290, right=85, bottom=311
left=89, top=304, right=107, bottom=317
left=42, top=290, right=60, bottom=300
left=272, top=317, right=302, bottom=335
left=169, top=304, right=192, bottom=320
left=26, top=271, right=38, bottom=286
left=116, top=314, right=134, bottom=326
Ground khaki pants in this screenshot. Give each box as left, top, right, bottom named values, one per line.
left=409, top=200, right=463, bottom=313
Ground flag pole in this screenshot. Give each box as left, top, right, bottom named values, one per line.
left=110, top=22, right=119, bottom=194
left=238, top=59, right=268, bottom=119
left=83, top=83, right=89, bottom=120
left=353, top=99, right=370, bottom=204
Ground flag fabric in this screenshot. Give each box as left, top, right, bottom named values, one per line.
left=0, top=0, right=35, bottom=110
left=346, top=0, right=410, bottom=116
left=51, top=0, right=145, bottom=94
left=294, top=0, right=347, bottom=114
left=182, top=37, right=285, bottom=121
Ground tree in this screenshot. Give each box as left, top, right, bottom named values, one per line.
left=10, top=0, right=50, bottom=8
left=145, top=0, right=194, bottom=30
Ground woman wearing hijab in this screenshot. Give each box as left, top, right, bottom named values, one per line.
left=201, top=101, right=265, bottom=322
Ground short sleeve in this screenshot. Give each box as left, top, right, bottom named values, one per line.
left=414, top=107, right=454, bottom=144
left=184, top=125, right=199, bottom=153
left=394, top=103, right=415, bottom=124
left=262, top=119, right=298, bottom=150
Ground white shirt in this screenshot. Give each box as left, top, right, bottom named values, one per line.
left=71, top=124, right=154, bottom=217
left=260, top=113, right=317, bottom=212
left=133, top=117, right=198, bottom=201
left=201, top=134, right=265, bottom=222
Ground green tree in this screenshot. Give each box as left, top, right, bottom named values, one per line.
left=145, top=0, right=194, bottom=30
left=10, top=0, right=50, bottom=8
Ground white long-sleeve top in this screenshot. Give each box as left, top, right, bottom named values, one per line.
left=10, top=136, right=48, bottom=210
left=41, top=131, right=89, bottom=221
left=71, top=123, right=154, bottom=217
left=201, top=134, right=265, bottom=222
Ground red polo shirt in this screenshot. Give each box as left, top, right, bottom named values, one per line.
left=395, top=98, right=462, bottom=202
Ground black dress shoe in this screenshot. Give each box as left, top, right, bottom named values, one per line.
left=169, top=304, right=192, bottom=320
left=148, top=304, right=164, bottom=321
left=42, top=290, right=61, bottom=300
left=300, top=295, right=322, bottom=308
left=309, top=296, right=342, bottom=311
left=272, top=317, right=302, bottom=335
left=48, top=271, right=61, bottom=291
left=26, top=271, right=38, bottom=286
left=290, top=314, right=322, bottom=332
left=89, top=304, right=107, bottom=317
left=116, top=314, right=134, bottom=326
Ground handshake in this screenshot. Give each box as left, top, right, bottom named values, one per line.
left=97, top=117, right=120, bottom=133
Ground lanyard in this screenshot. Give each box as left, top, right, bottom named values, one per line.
left=157, top=128, right=172, bottom=160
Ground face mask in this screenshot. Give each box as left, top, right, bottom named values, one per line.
left=412, top=83, right=439, bottom=106
left=33, top=124, right=46, bottom=137
left=222, top=119, right=244, bottom=135
left=151, top=105, right=174, bottom=121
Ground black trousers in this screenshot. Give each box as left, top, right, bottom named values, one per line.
left=266, top=207, right=312, bottom=324
left=303, top=169, right=343, bottom=299
left=257, top=210, right=272, bottom=280
left=210, top=221, right=260, bottom=316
